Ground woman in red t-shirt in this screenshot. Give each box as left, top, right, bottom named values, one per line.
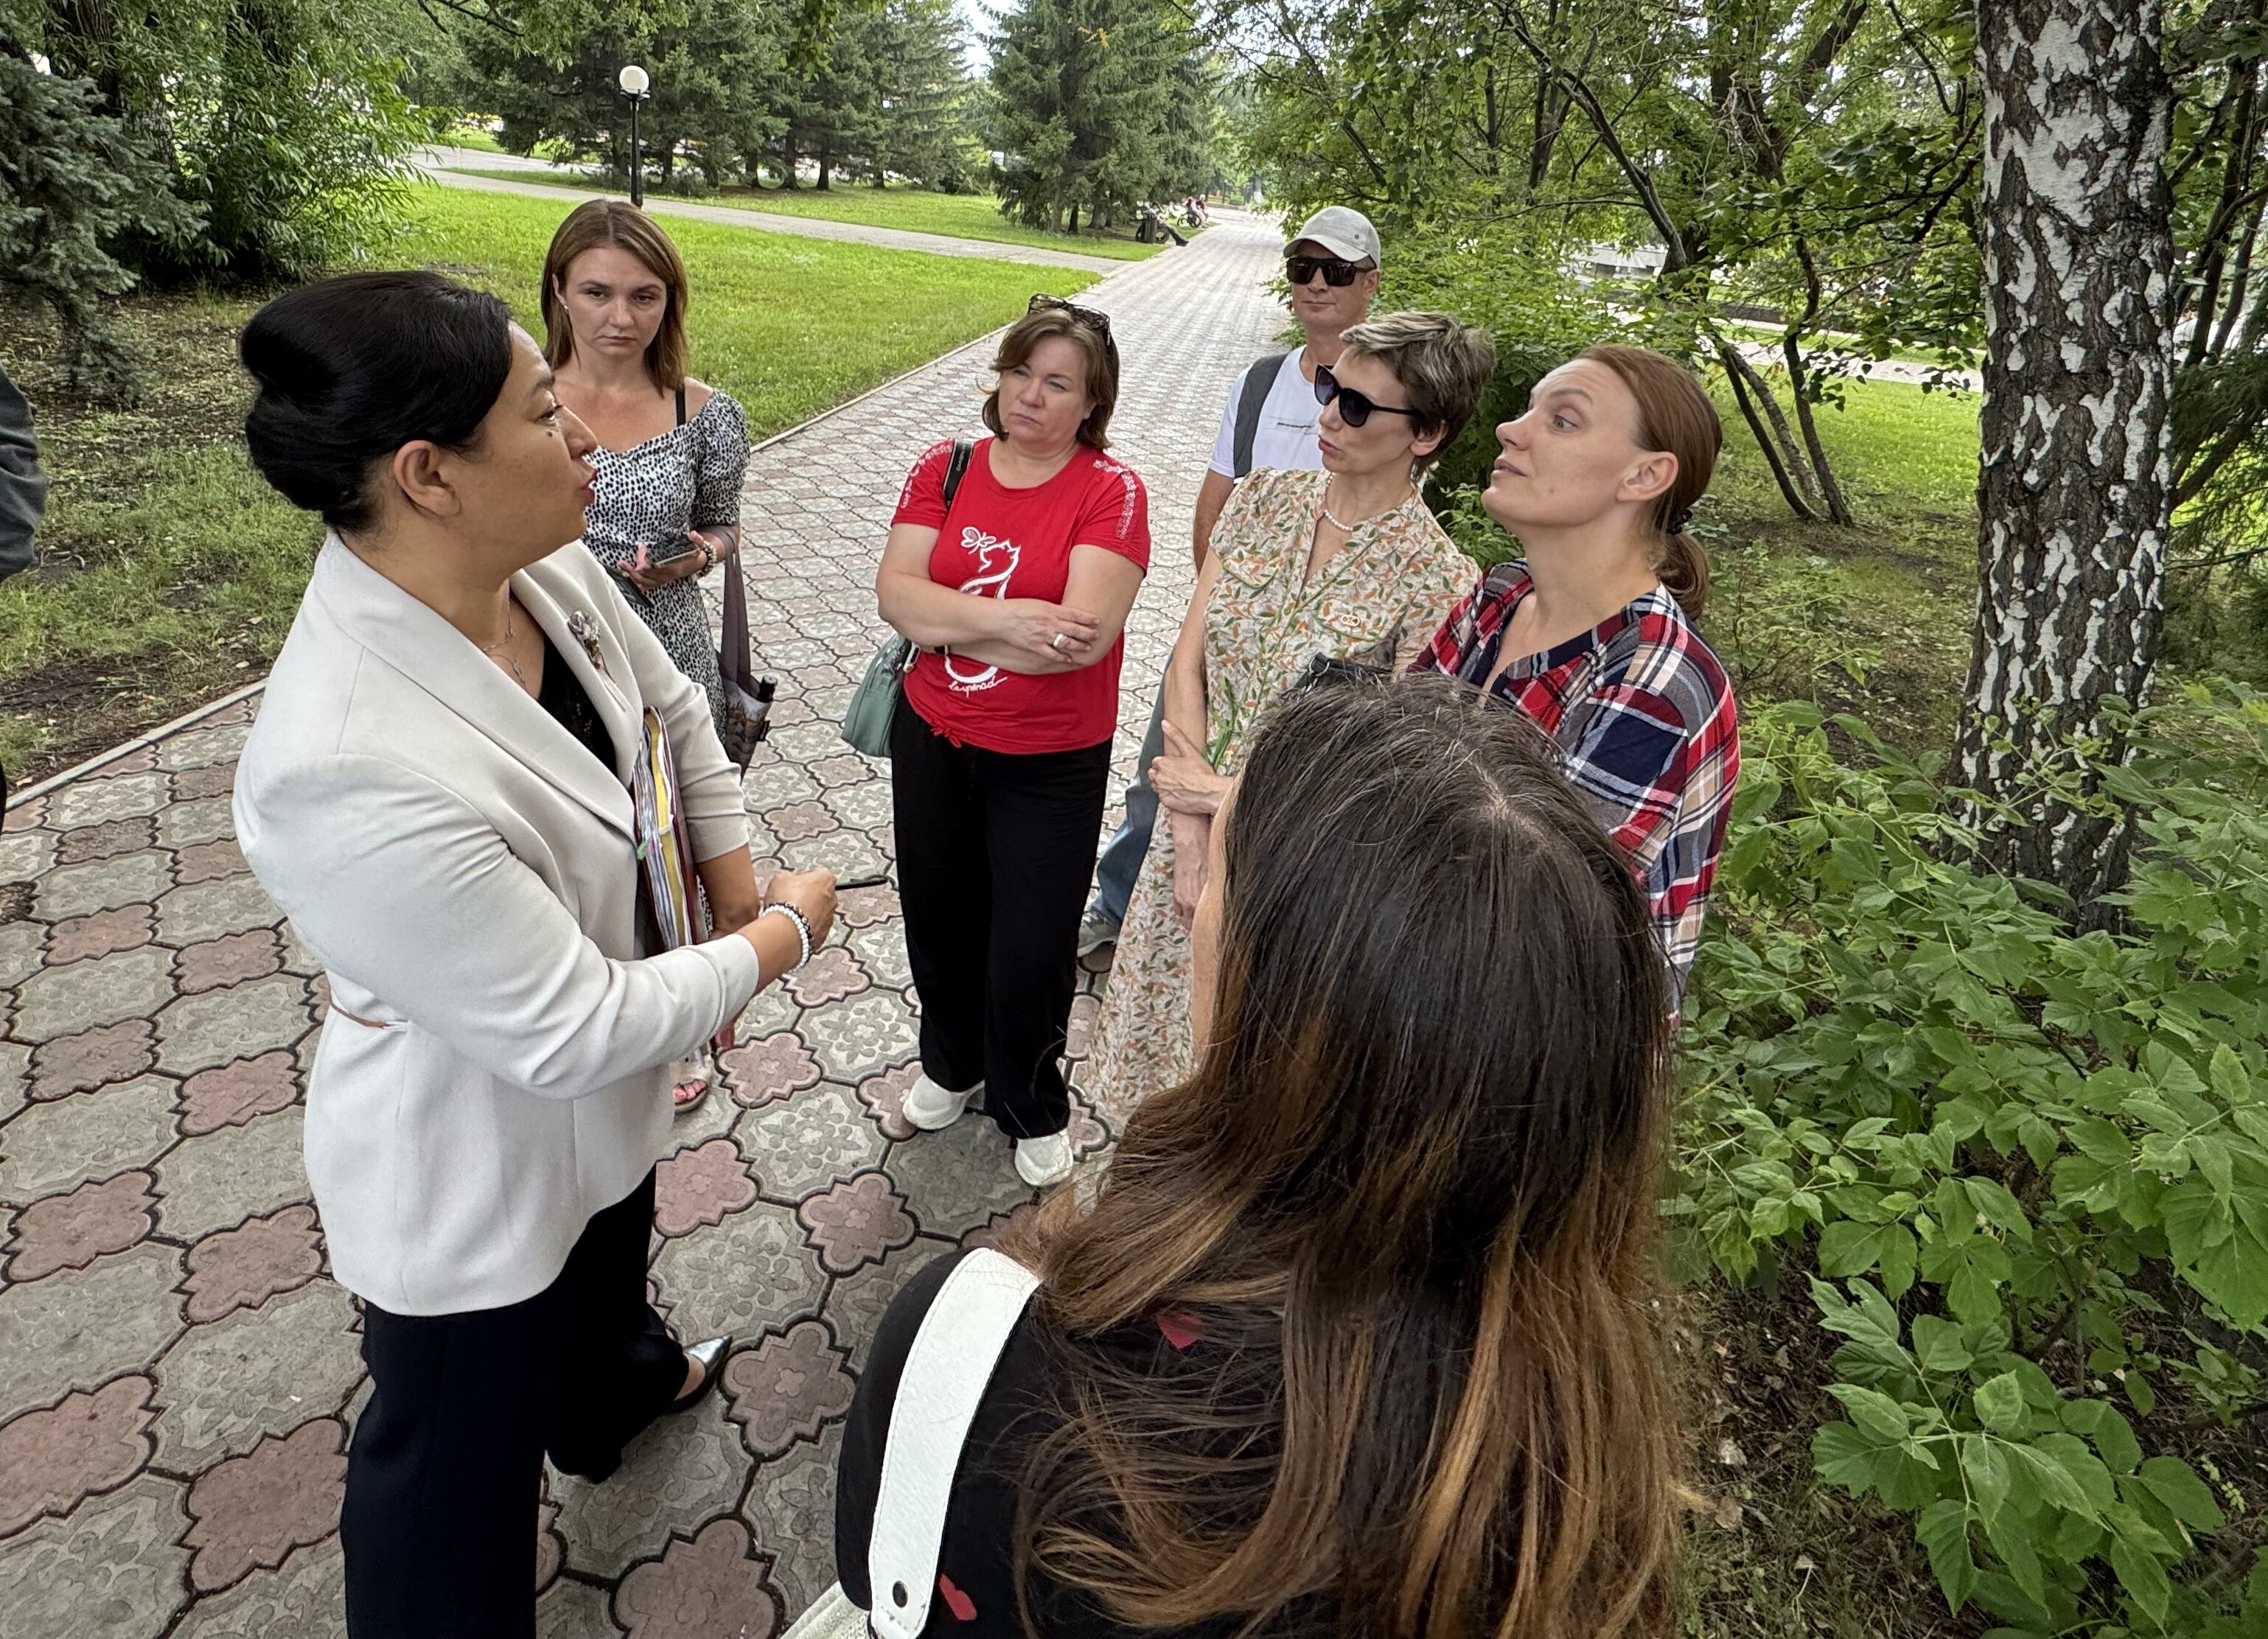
left=876, top=297, right=1151, bottom=1187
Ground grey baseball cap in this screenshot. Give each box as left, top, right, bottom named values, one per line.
left=1288, top=206, right=1382, bottom=268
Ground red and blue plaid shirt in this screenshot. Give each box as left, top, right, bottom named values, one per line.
left=1414, top=562, right=1740, bottom=999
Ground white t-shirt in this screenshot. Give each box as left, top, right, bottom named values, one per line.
left=1206, top=347, right=1326, bottom=478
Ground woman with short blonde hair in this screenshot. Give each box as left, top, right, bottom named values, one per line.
left=1082, top=310, right=1494, bottom=1128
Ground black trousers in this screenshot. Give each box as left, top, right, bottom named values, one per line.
left=891, top=697, right=1112, bottom=1140
left=341, top=1170, right=685, bottom=1639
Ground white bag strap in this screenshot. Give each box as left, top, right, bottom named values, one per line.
left=868, top=1246, right=1041, bottom=1638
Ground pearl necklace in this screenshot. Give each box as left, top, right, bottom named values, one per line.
left=1318, top=481, right=1413, bottom=534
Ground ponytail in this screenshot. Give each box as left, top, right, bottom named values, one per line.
left=1656, top=528, right=1709, bottom=619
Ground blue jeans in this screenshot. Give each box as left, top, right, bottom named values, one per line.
left=1089, top=680, right=1170, bottom=925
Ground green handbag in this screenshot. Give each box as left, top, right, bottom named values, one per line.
left=840, top=437, right=974, bottom=760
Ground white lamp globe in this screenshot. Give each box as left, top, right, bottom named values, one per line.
left=618, top=64, right=650, bottom=96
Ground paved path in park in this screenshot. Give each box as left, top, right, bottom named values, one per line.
left=416, top=151, right=1131, bottom=275
left=0, top=214, right=1286, bottom=1637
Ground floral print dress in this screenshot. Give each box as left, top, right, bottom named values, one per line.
left=582, top=390, right=752, bottom=738
left=1078, top=466, right=1476, bottom=1130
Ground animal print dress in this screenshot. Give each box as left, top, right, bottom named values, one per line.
left=582, top=390, right=752, bottom=736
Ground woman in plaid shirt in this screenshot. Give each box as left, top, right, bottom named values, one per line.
left=1414, top=344, right=1737, bottom=1002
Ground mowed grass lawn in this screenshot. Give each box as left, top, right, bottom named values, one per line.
left=444, top=165, right=1169, bottom=261
left=0, top=183, right=1095, bottom=783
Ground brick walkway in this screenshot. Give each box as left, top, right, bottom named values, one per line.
left=0, top=215, right=1288, bottom=1637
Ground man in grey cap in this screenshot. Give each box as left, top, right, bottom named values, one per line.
left=1078, top=206, right=1381, bottom=955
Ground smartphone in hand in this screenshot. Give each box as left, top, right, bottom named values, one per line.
left=642, top=530, right=704, bottom=567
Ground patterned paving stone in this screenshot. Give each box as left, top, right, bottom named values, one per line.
left=0, top=1043, right=25, bottom=1129
left=183, top=1203, right=326, bottom=1323
left=151, top=1279, right=362, bottom=1470
left=181, top=1416, right=348, bottom=1591
left=35, top=850, right=174, bottom=920
left=0, top=1474, right=192, bottom=1639
left=0, top=1074, right=176, bottom=1201
left=850, top=1061, right=921, bottom=1142
left=782, top=944, right=868, bottom=1009
left=0, top=917, right=42, bottom=988
left=52, top=814, right=158, bottom=864
left=0, top=825, right=52, bottom=883
left=795, top=1171, right=917, bottom=1275
left=27, top=1015, right=162, bottom=1103
left=551, top=1395, right=751, bottom=1580
left=0, top=1242, right=185, bottom=1423
left=156, top=794, right=239, bottom=850
left=178, top=1051, right=300, bottom=1136
left=718, top=1032, right=823, bottom=1111
left=154, top=976, right=313, bottom=1077
left=171, top=763, right=238, bottom=803
left=742, top=1422, right=845, bottom=1618
left=170, top=1537, right=346, bottom=1639
left=154, top=876, right=281, bottom=948
left=720, top=1321, right=856, bottom=1461
left=175, top=836, right=251, bottom=884
left=739, top=1083, right=887, bottom=1201
left=13, top=943, right=177, bottom=1042
left=613, top=1517, right=781, bottom=1639
left=156, top=721, right=252, bottom=772
left=154, top=1107, right=310, bottom=1240
left=800, top=990, right=917, bottom=1083
left=3, top=1168, right=158, bottom=1281
left=777, top=828, right=887, bottom=881
left=654, top=1136, right=759, bottom=1237
left=884, top=1116, right=1041, bottom=1241
left=44, top=901, right=158, bottom=965
left=46, top=769, right=172, bottom=829
left=0, top=1374, right=158, bottom=1536
left=649, top=1200, right=827, bottom=1345
left=174, top=929, right=285, bottom=995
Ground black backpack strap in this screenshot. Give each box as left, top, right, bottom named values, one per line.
left=942, top=438, right=974, bottom=511
left=1230, top=352, right=1289, bottom=480
left=674, top=385, right=688, bottom=427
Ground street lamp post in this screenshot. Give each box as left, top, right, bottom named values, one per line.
left=618, top=64, right=650, bottom=208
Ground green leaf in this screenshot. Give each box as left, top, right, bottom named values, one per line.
left=1974, top=1371, right=2027, bottom=1435
left=1814, top=1420, right=1885, bottom=1494
left=1913, top=1314, right=1975, bottom=1374
left=2109, top=1518, right=2174, bottom=1626
left=1959, top=1433, right=2012, bottom=1522
left=1966, top=1178, right=2034, bottom=1240
left=1918, top=1498, right=1978, bottom=1611
left=2137, top=1455, right=2226, bottom=1531
left=1828, top=1383, right=1913, bottom=1443
left=2062, top=1399, right=2143, bottom=1475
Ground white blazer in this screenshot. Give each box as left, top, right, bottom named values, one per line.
left=234, top=537, right=761, bottom=1316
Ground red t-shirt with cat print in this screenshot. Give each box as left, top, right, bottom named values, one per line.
left=892, top=437, right=1151, bottom=755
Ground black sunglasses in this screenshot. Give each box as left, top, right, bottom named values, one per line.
left=1313, top=363, right=1420, bottom=429
left=1285, top=255, right=1364, bottom=287
left=1027, top=293, right=1116, bottom=339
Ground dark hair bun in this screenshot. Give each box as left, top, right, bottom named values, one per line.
left=240, top=271, right=516, bottom=534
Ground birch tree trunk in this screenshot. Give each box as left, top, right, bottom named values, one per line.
left=1952, top=0, right=2176, bottom=905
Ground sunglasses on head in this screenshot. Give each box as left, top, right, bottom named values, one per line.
left=1285, top=255, right=1364, bottom=287
left=1025, top=293, right=1118, bottom=363
left=1313, top=363, right=1420, bottom=429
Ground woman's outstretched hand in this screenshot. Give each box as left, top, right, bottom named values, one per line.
left=1153, top=721, right=1231, bottom=817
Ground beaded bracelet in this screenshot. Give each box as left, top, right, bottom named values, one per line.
left=758, top=902, right=812, bottom=971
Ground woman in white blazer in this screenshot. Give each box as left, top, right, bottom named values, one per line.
left=229, top=270, right=837, bottom=1639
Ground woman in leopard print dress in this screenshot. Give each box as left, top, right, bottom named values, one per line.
left=542, top=200, right=751, bottom=741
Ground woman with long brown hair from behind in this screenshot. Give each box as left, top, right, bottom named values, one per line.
left=833, top=674, right=1681, bottom=1639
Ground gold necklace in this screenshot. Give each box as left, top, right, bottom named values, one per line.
left=481, top=598, right=530, bottom=691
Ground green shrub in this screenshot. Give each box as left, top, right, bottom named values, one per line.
left=1678, top=690, right=2268, bottom=1636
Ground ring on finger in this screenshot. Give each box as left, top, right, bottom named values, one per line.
left=1050, top=632, right=1067, bottom=651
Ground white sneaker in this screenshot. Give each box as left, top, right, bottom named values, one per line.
left=1076, top=908, right=1121, bottom=958
left=902, top=1074, right=979, bottom=1132
left=1014, top=1131, right=1074, bottom=1187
